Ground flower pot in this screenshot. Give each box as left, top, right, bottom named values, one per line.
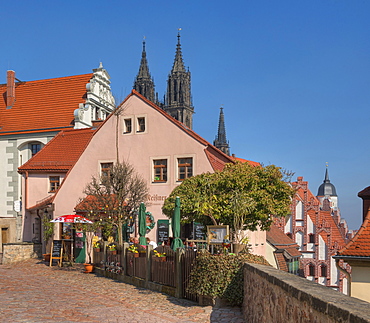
left=43, top=254, right=51, bottom=262
left=109, top=250, right=117, bottom=255
left=84, top=263, right=94, bottom=273
left=134, top=253, right=139, bottom=258
left=154, top=256, right=166, bottom=262
left=94, top=248, right=101, bottom=252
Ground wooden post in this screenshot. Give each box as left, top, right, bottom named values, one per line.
left=175, top=248, right=184, bottom=298
left=146, top=244, right=153, bottom=287
left=122, top=242, right=129, bottom=275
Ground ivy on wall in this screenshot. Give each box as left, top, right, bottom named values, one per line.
left=187, top=251, right=270, bottom=306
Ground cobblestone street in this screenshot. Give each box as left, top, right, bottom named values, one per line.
left=0, top=259, right=244, bottom=322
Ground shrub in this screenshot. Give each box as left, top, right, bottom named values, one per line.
left=187, top=251, right=270, bottom=306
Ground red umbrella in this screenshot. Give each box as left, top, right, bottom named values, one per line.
left=50, top=214, right=93, bottom=224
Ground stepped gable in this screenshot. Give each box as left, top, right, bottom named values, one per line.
left=18, top=128, right=95, bottom=172
left=0, top=73, right=93, bottom=135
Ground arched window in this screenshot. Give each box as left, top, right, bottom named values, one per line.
left=320, top=264, right=327, bottom=277
left=308, top=263, right=315, bottom=276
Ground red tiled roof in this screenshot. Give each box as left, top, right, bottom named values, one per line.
left=338, top=209, right=370, bottom=258
left=18, top=128, right=95, bottom=172
left=267, top=225, right=302, bottom=258
left=232, top=156, right=261, bottom=167
left=0, top=73, right=93, bottom=135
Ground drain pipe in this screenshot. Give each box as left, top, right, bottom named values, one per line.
left=335, top=257, right=351, bottom=296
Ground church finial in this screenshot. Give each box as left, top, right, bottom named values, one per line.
left=213, top=105, right=230, bottom=156
left=133, top=38, right=155, bottom=103
left=164, top=31, right=194, bottom=129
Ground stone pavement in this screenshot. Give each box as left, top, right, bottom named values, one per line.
left=0, top=259, right=244, bottom=322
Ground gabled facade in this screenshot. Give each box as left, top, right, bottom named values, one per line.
left=266, top=224, right=301, bottom=274
left=0, top=65, right=114, bottom=243
left=274, top=176, right=349, bottom=293
left=19, top=91, right=241, bottom=250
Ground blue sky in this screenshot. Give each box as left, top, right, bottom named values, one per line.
left=1, top=1, right=370, bottom=230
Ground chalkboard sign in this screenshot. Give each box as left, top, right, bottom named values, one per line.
left=194, top=222, right=205, bottom=240
left=157, top=220, right=169, bottom=243
left=50, top=240, right=63, bottom=266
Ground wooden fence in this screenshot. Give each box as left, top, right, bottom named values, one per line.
left=93, top=243, right=198, bottom=299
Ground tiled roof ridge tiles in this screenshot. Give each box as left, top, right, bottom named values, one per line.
left=0, top=73, right=93, bottom=87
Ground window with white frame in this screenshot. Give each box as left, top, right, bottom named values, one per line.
left=177, top=158, right=193, bottom=181
left=153, top=159, right=168, bottom=182
left=137, top=117, right=146, bottom=132
left=101, top=162, right=113, bottom=181
left=123, top=118, right=132, bottom=134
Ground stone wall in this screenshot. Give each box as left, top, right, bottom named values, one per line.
left=243, top=262, right=370, bottom=323
left=1, top=243, right=42, bottom=264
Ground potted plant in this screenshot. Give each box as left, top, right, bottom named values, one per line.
left=128, top=244, right=139, bottom=257
left=108, top=243, right=117, bottom=255
left=153, top=250, right=166, bottom=261
left=93, top=240, right=102, bottom=252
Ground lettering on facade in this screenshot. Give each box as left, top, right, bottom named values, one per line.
left=147, top=194, right=167, bottom=204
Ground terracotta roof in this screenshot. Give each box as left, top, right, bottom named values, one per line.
left=231, top=156, right=261, bottom=167
left=0, top=73, right=93, bottom=135
left=28, top=195, right=54, bottom=211
left=337, top=209, right=370, bottom=258
left=267, top=225, right=301, bottom=258
left=18, top=128, right=95, bottom=172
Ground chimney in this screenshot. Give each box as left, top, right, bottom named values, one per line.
left=358, top=186, right=370, bottom=222
left=7, top=70, right=16, bottom=108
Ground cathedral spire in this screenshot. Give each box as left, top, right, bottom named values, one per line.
left=133, top=38, right=156, bottom=103
left=213, top=107, right=230, bottom=156
left=164, top=30, right=194, bottom=129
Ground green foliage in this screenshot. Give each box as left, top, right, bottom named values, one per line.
left=42, top=214, right=54, bottom=242
left=187, top=251, right=270, bottom=306
left=162, top=162, right=295, bottom=231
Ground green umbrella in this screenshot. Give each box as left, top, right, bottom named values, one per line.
left=171, top=196, right=184, bottom=250
left=138, top=202, right=147, bottom=245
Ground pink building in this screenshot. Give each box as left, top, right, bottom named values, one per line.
left=19, top=90, right=258, bottom=253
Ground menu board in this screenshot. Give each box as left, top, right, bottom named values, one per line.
left=50, top=240, right=63, bottom=266
left=194, top=222, right=205, bottom=240
left=157, top=220, right=169, bottom=243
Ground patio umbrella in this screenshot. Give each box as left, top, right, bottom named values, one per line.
left=171, top=196, right=184, bottom=251
left=138, top=203, right=147, bottom=245
left=51, top=214, right=93, bottom=223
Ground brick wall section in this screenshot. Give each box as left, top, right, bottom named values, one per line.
left=1, top=243, right=42, bottom=264
left=243, top=262, right=370, bottom=323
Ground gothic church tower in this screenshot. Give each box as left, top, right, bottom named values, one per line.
left=213, top=107, right=230, bottom=156
left=164, top=32, right=194, bottom=129
left=133, top=40, right=156, bottom=103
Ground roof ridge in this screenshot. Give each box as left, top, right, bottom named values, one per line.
left=0, top=73, right=93, bottom=87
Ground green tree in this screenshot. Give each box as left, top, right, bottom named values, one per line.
left=162, top=162, right=294, bottom=237
left=77, top=161, right=148, bottom=246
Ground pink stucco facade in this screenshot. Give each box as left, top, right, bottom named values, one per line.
left=21, top=93, right=230, bottom=243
